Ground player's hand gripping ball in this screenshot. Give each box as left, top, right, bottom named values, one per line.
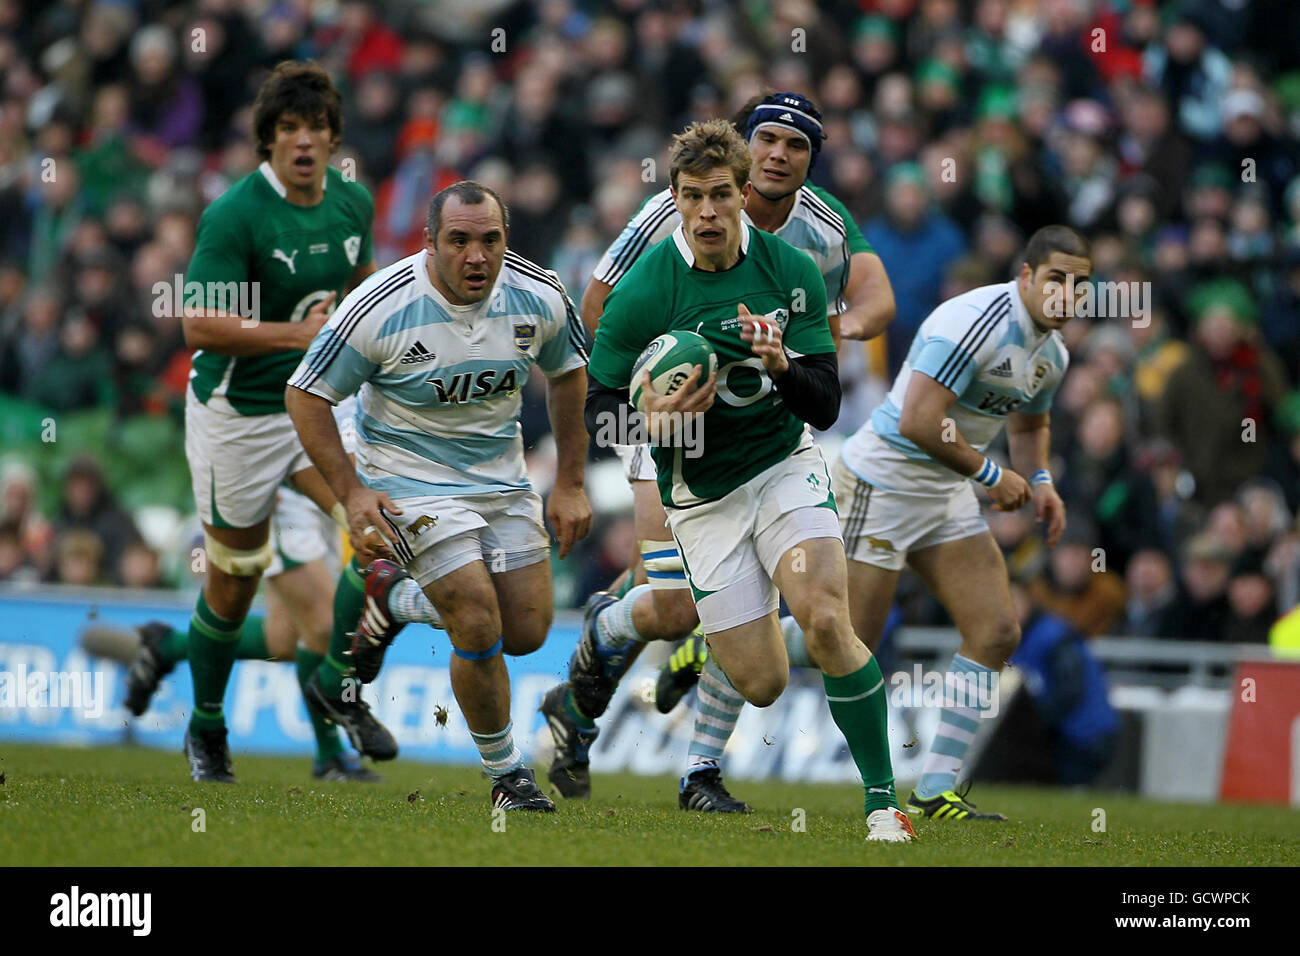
left=629, top=331, right=718, bottom=413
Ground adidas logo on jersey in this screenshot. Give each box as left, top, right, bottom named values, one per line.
left=990, top=358, right=1013, bottom=377
left=400, top=341, right=435, bottom=364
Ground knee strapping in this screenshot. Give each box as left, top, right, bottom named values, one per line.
left=204, top=533, right=274, bottom=577
left=452, top=636, right=504, bottom=661
left=639, top=539, right=686, bottom=589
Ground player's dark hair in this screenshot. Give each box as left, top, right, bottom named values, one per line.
left=426, top=180, right=511, bottom=239
left=669, top=119, right=752, bottom=191
left=1021, top=225, right=1091, bottom=271
left=251, top=61, right=343, bottom=161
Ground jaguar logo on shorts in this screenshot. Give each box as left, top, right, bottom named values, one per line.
left=408, top=514, right=438, bottom=537
left=866, top=535, right=895, bottom=553
left=513, top=323, right=536, bottom=353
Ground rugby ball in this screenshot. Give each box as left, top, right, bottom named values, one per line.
left=629, top=331, right=717, bottom=412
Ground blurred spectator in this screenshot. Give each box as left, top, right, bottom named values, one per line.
left=55, top=455, right=140, bottom=580
left=0, top=287, right=61, bottom=398
left=24, top=315, right=114, bottom=412
left=118, top=539, right=162, bottom=589
left=1156, top=279, right=1287, bottom=505
left=1143, top=9, right=1232, bottom=142
left=1117, top=84, right=1192, bottom=220
left=1008, top=578, right=1119, bottom=785
left=1172, top=533, right=1233, bottom=643
left=864, top=161, right=966, bottom=374
left=52, top=527, right=105, bottom=586
left=1029, top=522, right=1126, bottom=636
left=1205, top=88, right=1298, bottom=220
left=126, top=25, right=202, bottom=160
left=0, top=461, right=52, bottom=574
left=1123, top=548, right=1180, bottom=638
left=0, top=520, right=40, bottom=583
left=1059, top=396, right=1158, bottom=574
left=1224, top=552, right=1277, bottom=643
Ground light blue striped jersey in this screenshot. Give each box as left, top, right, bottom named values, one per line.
left=593, top=184, right=856, bottom=314
left=840, top=280, right=1069, bottom=496
left=289, top=249, right=587, bottom=499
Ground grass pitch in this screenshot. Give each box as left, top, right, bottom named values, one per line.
left=2, top=742, right=1297, bottom=866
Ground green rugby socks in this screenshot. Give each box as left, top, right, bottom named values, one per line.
left=823, top=656, right=898, bottom=814
left=187, top=592, right=242, bottom=732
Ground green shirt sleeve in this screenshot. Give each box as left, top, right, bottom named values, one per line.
left=587, top=279, right=666, bottom=389
left=783, top=248, right=835, bottom=356
left=185, top=200, right=250, bottom=310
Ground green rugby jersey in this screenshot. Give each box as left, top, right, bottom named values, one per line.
left=588, top=222, right=834, bottom=506
left=187, top=162, right=374, bottom=415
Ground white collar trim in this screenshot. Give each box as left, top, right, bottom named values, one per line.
left=671, top=221, right=751, bottom=268
left=259, top=160, right=327, bottom=199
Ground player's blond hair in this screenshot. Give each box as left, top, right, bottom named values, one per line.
left=669, top=119, right=752, bottom=191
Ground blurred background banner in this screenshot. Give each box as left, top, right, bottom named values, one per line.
left=0, top=586, right=940, bottom=781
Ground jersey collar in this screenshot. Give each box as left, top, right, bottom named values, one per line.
left=258, top=161, right=327, bottom=199
left=671, top=220, right=751, bottom=269
left=1008, top=278, right=1049, bottom=342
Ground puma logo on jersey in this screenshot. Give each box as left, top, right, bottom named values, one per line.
left=273, top=248, right=299, bottom=274
left=400, top=341, right=436, bottom=364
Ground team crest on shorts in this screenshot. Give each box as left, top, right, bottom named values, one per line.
left=866, top=535, right=895, bottom=553
left=1029, top=361, right=1049, bottom=394
left=408, top=514, right=438, bottom=537
left=513, top=323, right=537, bottom=353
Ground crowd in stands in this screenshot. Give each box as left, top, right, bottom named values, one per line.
left=2, top=0, right=1299, bottom=645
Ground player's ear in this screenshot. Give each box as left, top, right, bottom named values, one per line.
left=741, top=181, right=752, bottom=201
left=423, top=227, right=435, bottom=250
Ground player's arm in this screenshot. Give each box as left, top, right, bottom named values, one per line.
left=1007, top=410, right=1066, bottom=546
left=744, top=255, right=841, bottom=431
left=580, top=277, right=612, bottom=336
left=285, top=283, right=399, bottom=563
left=836, top=252, right=895, bottom=343
left=545, top=366, right=593, bottom=558
left=285, top=389, right=357, bottom=504
left=897, top=371, right=1030, bottom=511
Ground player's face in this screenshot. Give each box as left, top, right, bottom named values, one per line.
left=425, top=196, right=507, bottom=305
left=748, top=126, right=811, bottom=199
left=672, top=168, right=749, bottom=268
left=267, top=111, right=336, bottom=194
left=1020, top=252, right=1092, bottom=330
